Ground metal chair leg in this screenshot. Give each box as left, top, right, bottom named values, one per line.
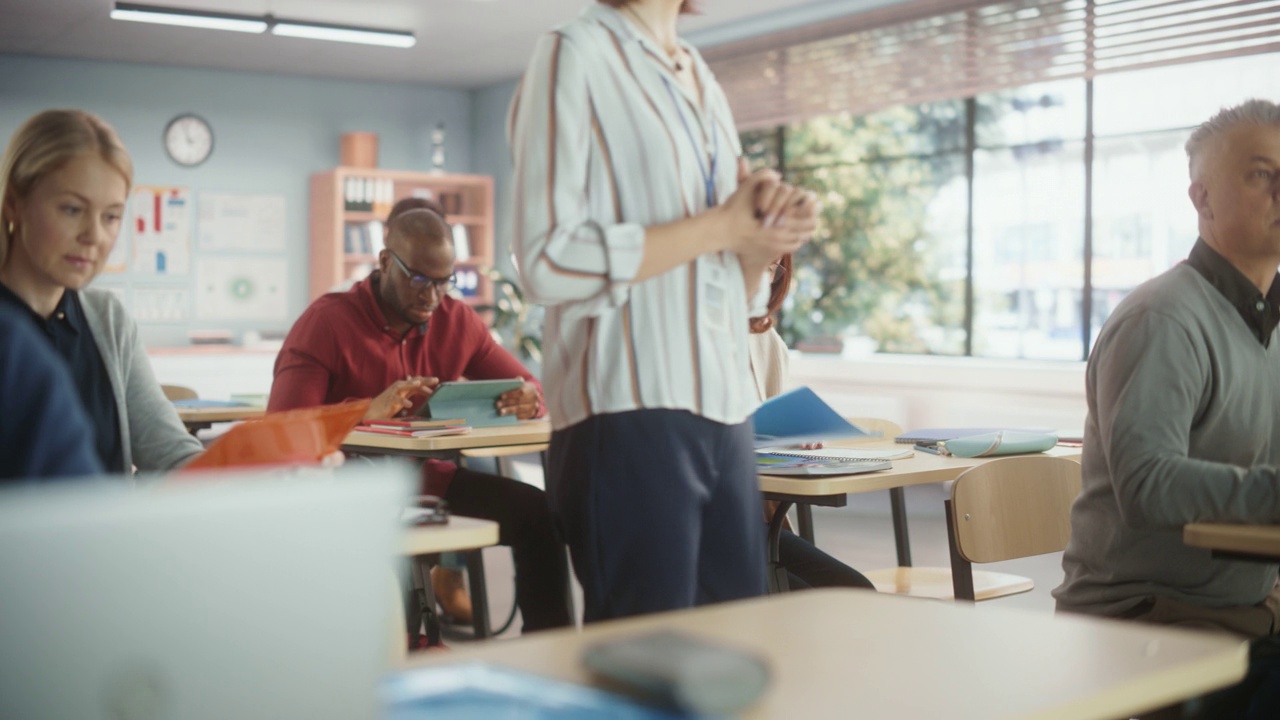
left=889, top=487, right=913, bottom=567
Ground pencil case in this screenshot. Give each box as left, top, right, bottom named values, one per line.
left=938, top=430, right=1057, bottom=458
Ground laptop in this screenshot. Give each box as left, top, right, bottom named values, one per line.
left=0, top=462, right=413, bottom=720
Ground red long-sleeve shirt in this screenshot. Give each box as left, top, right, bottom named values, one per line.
left=269, top=274, right=543, bottom=495
left=270, top=273, right=542, bottom=416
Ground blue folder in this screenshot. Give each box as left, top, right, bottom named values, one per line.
left=751, top=386, right=871, bottom=448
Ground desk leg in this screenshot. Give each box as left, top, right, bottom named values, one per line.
left=767, top=501, right=792, bottom=594
left=465, top=550, right=492, bottom=639
left=889, top=487, right=912, bottom=567
left=796, top=504, right=815, bottom=544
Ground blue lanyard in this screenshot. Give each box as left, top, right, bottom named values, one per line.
left=662, top=77, right=718, bottom=209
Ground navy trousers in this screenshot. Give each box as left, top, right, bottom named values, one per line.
left=546, top=409, right=767, bottom=622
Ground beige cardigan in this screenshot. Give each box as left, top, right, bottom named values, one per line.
left=747, top=328, right=788, bottom=402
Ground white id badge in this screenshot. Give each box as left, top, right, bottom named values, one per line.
left=702, top=263, right=729, bottom=331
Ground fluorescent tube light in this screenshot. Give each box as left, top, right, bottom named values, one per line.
left=109, top=3, right=416, bottom=48
left=110, top=2, right=267, bottom=34
left=270, top=20, right=416, bottom=48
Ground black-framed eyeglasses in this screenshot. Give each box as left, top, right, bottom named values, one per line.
left=388, top=250, right=455, bottom=293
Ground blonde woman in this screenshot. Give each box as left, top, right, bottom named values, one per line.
left=0, top=109, right=202, bottom=473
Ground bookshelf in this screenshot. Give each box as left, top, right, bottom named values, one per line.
left=308, top=168, right=494, bottom=307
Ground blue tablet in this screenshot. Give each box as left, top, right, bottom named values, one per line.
left=419, top=378, right=523, bottom=428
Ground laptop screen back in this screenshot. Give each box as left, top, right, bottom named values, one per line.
left=0, top=463, right=412, bottom=720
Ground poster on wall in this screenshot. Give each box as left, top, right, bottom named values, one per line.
left=103, top=232, right=128, bottom=273
left=197, top=192, right=286, bottom=253
left=131, top=286, right=190, bottom=324
left=130, top=185, right=192, bottom=275
left=194, top=255, right=287, bottom=322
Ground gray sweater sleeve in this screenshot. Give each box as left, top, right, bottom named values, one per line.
left=1093, top=306, right=1280, bottom=528
left=80, top=290, right=204, bottom=472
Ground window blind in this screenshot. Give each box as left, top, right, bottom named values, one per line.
left=703, top=0, right=1280, bottom=130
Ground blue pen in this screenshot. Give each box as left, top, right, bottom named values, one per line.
left=914, top=444, right=942, bottom=455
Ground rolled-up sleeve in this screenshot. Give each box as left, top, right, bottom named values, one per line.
left=510, top=31, right=645, bottom=308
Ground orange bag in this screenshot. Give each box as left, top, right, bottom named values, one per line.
left=182, top=399, right=371, bottom=472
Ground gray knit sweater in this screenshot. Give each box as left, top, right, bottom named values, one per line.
left=1054, top=260, right=1280, bottom=617
left=79, top=289, right=204, bottom=473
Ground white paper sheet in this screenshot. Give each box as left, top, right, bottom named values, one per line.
left=197, top=193, right=286, bottom=253
left=131, top=286, right=190, bottom=324
left=130, top=185, right=191, bottom=275
left=194, top=256, right=288, bottom=321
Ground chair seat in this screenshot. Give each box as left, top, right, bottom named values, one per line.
left=864, top=566, right=1034, bottom=601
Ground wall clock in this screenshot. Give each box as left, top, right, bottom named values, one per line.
left=163, top=113, right=213, bottom=167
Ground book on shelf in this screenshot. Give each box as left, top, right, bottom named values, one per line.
left=755, top=452, right=891, bottom=476
left=352, top=424, right=472, bottom=439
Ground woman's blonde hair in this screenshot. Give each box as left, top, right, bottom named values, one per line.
left=0, top=109, right=133, bottom=267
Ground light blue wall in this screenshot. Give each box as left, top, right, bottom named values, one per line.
left=470, top=78, right=520, bottom=279
left=0, top=53, right=472, bottom=346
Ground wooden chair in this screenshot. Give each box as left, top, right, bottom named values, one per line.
left=864, top=455, right=1081, bottom=602
left=161, top=384, right=198, bottom=401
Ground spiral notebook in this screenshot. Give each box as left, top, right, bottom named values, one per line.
left=755, top=451, right=892, bottom=476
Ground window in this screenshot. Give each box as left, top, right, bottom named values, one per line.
left=710, top=1, right=1279, bottom=360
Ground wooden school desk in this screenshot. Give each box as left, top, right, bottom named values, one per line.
left=1184, top=523, right=1280, bottom=562
left=398, top=588, right=1247, bottom=720
left=394, top=517, right=500, bottom=661
left=348, top=421, right=555, bottom=638
left=341, top=419, right=552, bottom=459
left=174, top=405, right=265, bottom=434
left=404, top=516, right=499, bottom=556
left=759, top=443, right=1082, bottom=591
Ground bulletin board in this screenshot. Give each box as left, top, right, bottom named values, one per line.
left=99, top=187, right=290, bottom=347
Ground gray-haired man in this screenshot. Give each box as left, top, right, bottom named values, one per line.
left=1055, top=99, right=1280, bottom=718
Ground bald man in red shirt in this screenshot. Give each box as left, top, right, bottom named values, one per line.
left=270, top=206, right=570, bottom=634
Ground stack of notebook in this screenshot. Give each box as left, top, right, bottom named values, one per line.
left=755, top=449, right=897, bottom=476
left=352, top=418, right=471, bottom=438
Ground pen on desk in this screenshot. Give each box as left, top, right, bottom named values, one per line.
left=914, top=444, right=942, bottom=455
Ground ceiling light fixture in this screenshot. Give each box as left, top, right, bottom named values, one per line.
left=110, top=2, right=267, bottom=34
left=109, top=2, right=416, bottom=48
left=270, top=19, right=416, bottom=48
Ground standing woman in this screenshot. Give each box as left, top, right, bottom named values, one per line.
left=510, top=0, right=819, bottom=620
left=0, top=109, right=203, bottom=474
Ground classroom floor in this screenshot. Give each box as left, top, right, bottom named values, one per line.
left=444, top=458, right=1065, bottom=643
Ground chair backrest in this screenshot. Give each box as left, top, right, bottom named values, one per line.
left=846, top=417, right=904, bottom=442
left=161, top=384, right=198, bottom=401
left=948, top=455, right=1081, bottom=564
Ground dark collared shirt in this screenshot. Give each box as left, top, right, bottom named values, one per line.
left=0, top=283, right=124, bottom=472
left=1185, top=237, right=1280, bottom=347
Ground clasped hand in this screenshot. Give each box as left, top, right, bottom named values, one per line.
left=720, top=159, right=819, bottom=272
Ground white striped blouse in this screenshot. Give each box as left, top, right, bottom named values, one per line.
left=509, top=3, right=767, bottom=432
